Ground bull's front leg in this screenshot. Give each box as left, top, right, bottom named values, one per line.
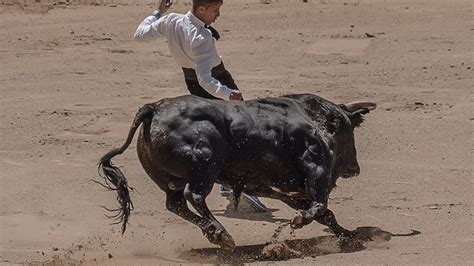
left=290, top=172, right=328, bottom=230
left=290, top=147, right=354, bottom=239
left=291, top=146, right=330, bottom=229
left=292, top=147, right=348, bottom=235
left=314, top=209, right=354, bottom=239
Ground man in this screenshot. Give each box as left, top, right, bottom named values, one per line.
left=133, top=0, right=267, bottom=212
left=134, top=0, right=242, bottom=100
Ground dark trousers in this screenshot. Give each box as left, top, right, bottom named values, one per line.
left=182, top=63, right=239, bottom=100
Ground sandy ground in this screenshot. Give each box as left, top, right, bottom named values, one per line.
left=1, top=0, right=473, bottom=264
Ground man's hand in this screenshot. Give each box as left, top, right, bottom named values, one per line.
left=159, top=0, right=173, bottom=14
left=229, top=90, right=243, bottom=101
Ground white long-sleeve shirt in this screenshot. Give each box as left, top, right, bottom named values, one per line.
left=134, top=11, right=233, bottom=99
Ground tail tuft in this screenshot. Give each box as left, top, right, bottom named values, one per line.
left=98, top=159, right=134, bottom=234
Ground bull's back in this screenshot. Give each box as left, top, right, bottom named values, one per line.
left=137, top=95, right=320, bottom=184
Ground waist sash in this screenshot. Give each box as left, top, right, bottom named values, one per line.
left=182, top=62, right=226, bottom=82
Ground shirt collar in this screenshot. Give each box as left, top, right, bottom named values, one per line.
left=186, top=11, right=206, bottom=28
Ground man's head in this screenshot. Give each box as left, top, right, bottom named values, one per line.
left=192, top=0, right=223, bottom=25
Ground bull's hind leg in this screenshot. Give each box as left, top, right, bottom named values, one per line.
left=141, top=167, right=224, bottom=246
left=183, top=173, right=236, bottom=250
left=165, top=190, right=221, bottom=238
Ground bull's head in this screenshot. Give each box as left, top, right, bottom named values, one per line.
left=334, top=101, right=377, bottom=179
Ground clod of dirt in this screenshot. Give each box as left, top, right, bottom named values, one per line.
left=261, top=242, right=302, bottom=260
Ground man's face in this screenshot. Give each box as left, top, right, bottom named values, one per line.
left=197, top=3, right=222, bottom=25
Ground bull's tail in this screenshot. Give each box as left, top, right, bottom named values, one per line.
left=97, top=103, right=154, bottom=234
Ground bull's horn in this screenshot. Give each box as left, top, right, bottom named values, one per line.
left=343, top=101, right=377, bottom=112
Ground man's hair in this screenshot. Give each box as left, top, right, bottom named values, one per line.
left=193, top=0, right=223, bottom=9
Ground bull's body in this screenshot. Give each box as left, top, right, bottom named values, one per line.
left=99, top=93, right=376, bottom=250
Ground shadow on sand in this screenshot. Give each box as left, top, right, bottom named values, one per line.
left=213, top=207, right=288, bottom=223
left=179, top=226, right=420, bottom=263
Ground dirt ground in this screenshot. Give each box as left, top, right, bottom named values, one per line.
left=1, top=0, right=473, bottom=264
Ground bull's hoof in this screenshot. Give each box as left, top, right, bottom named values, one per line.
left=218, top=231, right=236, bottom=251
left=290, top=215, right=305, bottom=229
left=204, top=229, right=236, bottom=251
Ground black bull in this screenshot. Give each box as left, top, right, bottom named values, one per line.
left=98, top=93, right=376, bottom=250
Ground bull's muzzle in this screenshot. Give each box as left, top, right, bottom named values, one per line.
left=342, top=165, right=360, bottom=178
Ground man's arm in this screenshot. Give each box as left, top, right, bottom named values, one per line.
left=193, top=39, right=242, bottom=100
left=134, top=0, right=173, bottom=41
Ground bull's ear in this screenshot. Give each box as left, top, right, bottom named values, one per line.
left=348, top=110, right=367, bottom=128
left=339, top=102, right=377, bottom=128
left=352, top=108, right=370, bottom=116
